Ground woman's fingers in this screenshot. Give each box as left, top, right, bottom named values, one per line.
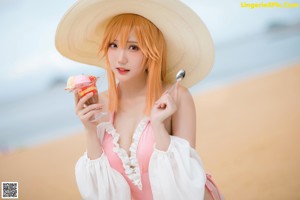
left=74, top=91, right=79, bottom=105
left=75, top=92, right=93, bottom=113
left=155, top=93, right=177, bottom=111
left=81, top=108, right=103, bottom=122
left=151, top=92, right=178, bottom=124
left=158, top=103, right=166, bottom=109
left=77, top=103, right=103, bottom=118
left=73, top=91, right=109, bottom=135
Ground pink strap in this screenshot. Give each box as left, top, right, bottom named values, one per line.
left=205, top=173, right=222, bottom=200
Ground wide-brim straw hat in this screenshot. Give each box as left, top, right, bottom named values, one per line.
left=55, top=0, right=215, bottom=87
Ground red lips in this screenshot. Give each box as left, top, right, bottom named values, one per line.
left=117, top=67, right=130, bottom=75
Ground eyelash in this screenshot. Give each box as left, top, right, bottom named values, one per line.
left=109, top=42, right=117, bottom=48
left=129, top=45, right=139, bottom=51
left=108, top=43, right=139, bottom=51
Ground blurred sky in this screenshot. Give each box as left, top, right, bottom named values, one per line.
left=0, top=0, right=300, bottom=150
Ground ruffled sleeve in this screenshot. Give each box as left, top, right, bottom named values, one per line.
left=75, top=152, right=131, bottom=200
left=149, top=136, right=206, bottom=200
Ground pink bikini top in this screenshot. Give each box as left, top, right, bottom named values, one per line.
left=100, top=113, right=155, bottom=200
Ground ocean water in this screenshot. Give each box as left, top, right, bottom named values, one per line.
left=1, top=1, right=300, bottom=152
left=190, top=24, right=300, bottom=92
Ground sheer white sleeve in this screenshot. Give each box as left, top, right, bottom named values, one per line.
left=75, top=152, right=131, bottom=200
left=149, top=136, right=206, bottom=200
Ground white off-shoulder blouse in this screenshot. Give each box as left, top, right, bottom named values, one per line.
left=75, top=117, right=206, bottom=200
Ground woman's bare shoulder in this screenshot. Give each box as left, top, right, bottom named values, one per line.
left=177, top=84, right=194, bottom=104
left=161, top=82, right=194, bottom=108
left=171, top=84, right=196, bottom=147
left=177, top=84, right=191, bottom=95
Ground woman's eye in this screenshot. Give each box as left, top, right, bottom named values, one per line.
left=109, top=43, right=117, bottom=48
left=129, top=45, right=139, bottom=51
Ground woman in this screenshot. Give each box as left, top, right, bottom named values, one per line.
left=56, top=0, right=219, bottom=199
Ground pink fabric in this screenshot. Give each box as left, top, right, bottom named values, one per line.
left=102, top=115, right=155, bottom=200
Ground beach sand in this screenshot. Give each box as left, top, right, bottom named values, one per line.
left=0, top=63, right=300, bottom=200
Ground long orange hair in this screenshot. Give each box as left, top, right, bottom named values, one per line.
left=99, top=14, right=167, bottom=115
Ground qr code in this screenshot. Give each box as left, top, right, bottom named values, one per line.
left=1, top=182, right=18, bottom=199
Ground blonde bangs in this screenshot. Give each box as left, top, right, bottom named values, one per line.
left=99, top=14, right=167, bottom=115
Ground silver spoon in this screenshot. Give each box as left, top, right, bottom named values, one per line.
left=168, top=69, right=186, bottom=93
